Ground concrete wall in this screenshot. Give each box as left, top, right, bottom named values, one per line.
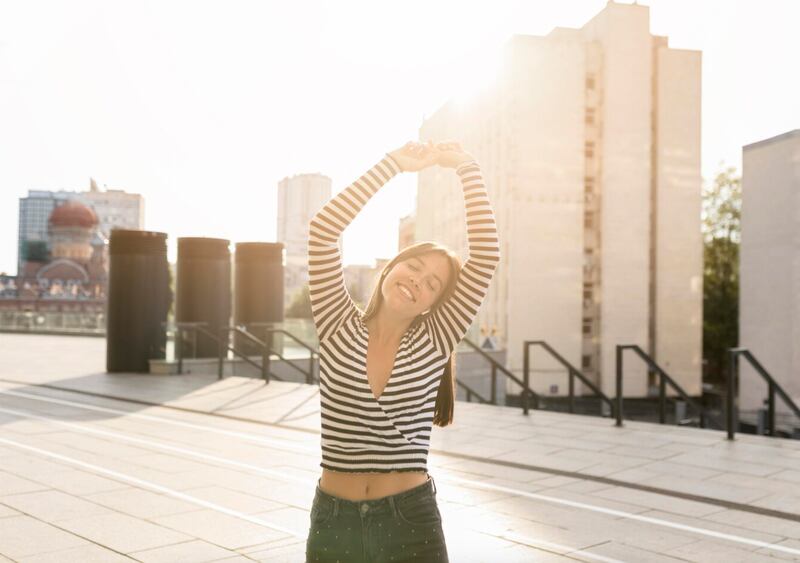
left=504, top=36, right=586, bottom=398
left=654, top=47, right=704, bottom=396
left=740, top=130, right=800, bottom=413
left=584, top=2, right=654, bottom=398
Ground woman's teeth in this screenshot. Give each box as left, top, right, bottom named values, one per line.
left=398, top=284, right=415, bottom=302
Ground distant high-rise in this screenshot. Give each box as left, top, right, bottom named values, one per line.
left=740, top=129, right=800, bottom=417
left=277, top=173, right=332, bottom=307
left=417, top=1, right=702, bottom=398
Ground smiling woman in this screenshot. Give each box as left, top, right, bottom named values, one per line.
left=305, top=140, right=500, bottom=562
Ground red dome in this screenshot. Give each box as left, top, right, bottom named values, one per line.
left=49, top=201, right=98, bottom=228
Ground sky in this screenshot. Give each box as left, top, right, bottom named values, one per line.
left=1, top=0, right=798, bottom=275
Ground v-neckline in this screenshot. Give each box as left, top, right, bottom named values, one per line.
left=360, top=312, right=412, bottom=402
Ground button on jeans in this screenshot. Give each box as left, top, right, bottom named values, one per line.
left=305, top=474, right=449, bottom=563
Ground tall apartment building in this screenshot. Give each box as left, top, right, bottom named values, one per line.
left=16, top=180, right=144, bottom=276
left=417, top=1, right=702, bottom=398
left=740, top=129, right=800, bottom=416
left=277, top=173, right=332, bottom=307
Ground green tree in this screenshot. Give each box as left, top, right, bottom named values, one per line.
left=702, top=165, right=741, bottom=384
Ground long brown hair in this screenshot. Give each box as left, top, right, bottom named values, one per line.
left=361, top=241, right=462, bottom=427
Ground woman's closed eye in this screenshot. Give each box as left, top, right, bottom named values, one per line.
left=409, top=263, right=437, bottom=292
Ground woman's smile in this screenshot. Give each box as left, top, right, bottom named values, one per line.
left=397, top=282, right=416, bottom=303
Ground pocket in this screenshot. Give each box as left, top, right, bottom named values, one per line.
left=395, top=494, right=442, bottom=527
left=309, top=496, right=334, bottom=526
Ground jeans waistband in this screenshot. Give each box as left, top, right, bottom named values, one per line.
left=315, top=473, right=437, bottom=511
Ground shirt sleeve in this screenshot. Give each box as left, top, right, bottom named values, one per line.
left=307, top=154, right=402, bottom=343
left=423, top=160, right=501, bottom=356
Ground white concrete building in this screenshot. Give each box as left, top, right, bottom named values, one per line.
left=277, top=173, right=332, bottom=307
left=81, top=178, right=145, bottom=240
left=740, top=129, right=800, bottom=417
left=417, top=1, right=702, bottom=399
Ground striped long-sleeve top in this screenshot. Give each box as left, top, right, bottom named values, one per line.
left=307, top=154, right=500, bottom=473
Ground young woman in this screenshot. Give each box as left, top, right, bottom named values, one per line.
left=306, top=140, right=500, bottom=562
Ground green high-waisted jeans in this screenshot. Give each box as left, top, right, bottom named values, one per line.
left=305, top=474, right=449, bottom=563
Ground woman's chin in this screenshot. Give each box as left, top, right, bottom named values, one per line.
left=387, top=298, right=419, bottom=317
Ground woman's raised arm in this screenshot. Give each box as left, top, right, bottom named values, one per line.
left=424, top=147, right=501, bottom=356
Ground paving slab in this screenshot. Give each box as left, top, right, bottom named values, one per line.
left=83, top=487, right=207, bottom=520
left=0, top=489, right=116, bottom=522
left=16, top=543, right=133, bottom=562
left=129, top=539, right=242, bottom=562
left=150, top=508, right=291, bottom=550
left=0, top=515, right=90, bottom=560
left=54, top=511, right=193, bottom=554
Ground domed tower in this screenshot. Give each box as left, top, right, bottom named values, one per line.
left=48, top=200, right=99, bottom=264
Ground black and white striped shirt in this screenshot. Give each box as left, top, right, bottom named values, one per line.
left=308, top=154, right=500, bottom=473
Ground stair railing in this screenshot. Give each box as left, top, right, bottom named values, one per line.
left=616, top=344, right=723, bottom=429
left=461, top=338, right=540, bottom=412
left=524, top=340, right=614, bottom=417
left=727, top=348, right=800, bottom=439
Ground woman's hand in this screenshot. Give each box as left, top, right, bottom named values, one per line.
left=388, top=141, right=439, bottom=172
left=435, top=141, right=475, bottom=169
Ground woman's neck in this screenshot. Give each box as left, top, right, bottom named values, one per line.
left=367, top=306, right=413, bottom=345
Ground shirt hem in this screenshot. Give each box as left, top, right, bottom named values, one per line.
left=321, top=463, right=429, bottom=474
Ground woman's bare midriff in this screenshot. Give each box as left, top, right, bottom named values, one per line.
left=319, top=468, right=429, bottom=501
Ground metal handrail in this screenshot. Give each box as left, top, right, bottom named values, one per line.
left=169, top=322, right=319, bottom=384
left=172, top=322, right=240, bottom=375
left=247, top=323, right=319, bottom=384
left=727, top=348, right=800, bottom=440
left=169, top=322, right=271, bottom=380
left=461, top=338, right=540, bottom=410
left=524, top=340, right=614, bottom=417
left=616, top=344, right=723, bottom=429
left=219, top=326, right=275, bottom=381
left=168, top=321, right=205, bottom=374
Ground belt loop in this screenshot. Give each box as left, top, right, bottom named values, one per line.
left=430, top=474, right=437, bottom=495
left=388, top=495, right=398, bottom=517
left=332, top=497, right=339, bottom=517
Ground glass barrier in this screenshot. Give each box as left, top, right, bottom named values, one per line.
left=0, top=310, right=105, bottom=335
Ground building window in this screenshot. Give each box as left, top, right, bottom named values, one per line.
left=585, top=142, right=595, bottom=159
left=586, top=75, right=596, bottom=90
left=584, top=212, right=594, bottom=229
left=582, top=354, right=592, bottom=367
left=585, top=108, right=595, bottom=125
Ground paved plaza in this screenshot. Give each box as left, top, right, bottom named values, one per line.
left=0, top=333, right=799, bottom=562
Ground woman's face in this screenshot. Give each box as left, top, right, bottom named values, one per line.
left=381, top=252, right=452, bottom=317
